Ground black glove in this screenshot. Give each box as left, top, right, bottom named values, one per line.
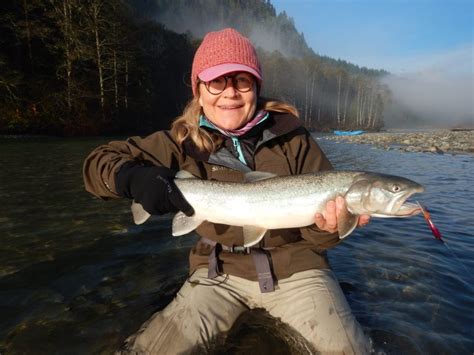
left=115, top=161, right=194, bottom=216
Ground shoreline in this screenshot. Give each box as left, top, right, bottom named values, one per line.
left=322, top=130, right=474, bottom=155
left=2, top=130, right=474, bottom=156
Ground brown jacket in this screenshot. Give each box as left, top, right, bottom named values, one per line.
left=83, top=112, right=341, bottom=281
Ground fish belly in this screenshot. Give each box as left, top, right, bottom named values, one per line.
left=175, top=175, right=343, bottom=229
left=185, top=189, right=325, bottom=229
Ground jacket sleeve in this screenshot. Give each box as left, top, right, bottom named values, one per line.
left=293, top=129, right=342, bottom=250
left=82, top=130, right=182, bottom=199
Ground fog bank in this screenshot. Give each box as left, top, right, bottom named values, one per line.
left=381, top=45, right=473, bottom=128
left=154, top=11, right=297, bottom=57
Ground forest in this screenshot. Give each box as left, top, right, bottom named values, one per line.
left=0, top=0, right=390, bottom=135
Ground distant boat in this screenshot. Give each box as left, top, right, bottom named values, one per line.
left=334, top=130, right=365, bottom=136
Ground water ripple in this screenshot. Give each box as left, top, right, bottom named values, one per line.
left=0, top=137, right=473, bottom=353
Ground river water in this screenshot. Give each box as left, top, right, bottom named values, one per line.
left=0, top=135, right=473, bottom=354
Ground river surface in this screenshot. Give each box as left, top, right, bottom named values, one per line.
left=0, top=135, right=473, bottom=354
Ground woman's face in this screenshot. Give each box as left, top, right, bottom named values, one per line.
left=198, top=72, right=257, bottom=130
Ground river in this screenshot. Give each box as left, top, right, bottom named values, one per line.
left=0, top=135, right=473, bottom=354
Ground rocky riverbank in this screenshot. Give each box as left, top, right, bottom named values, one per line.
left=323, top=130, right=474, bottom=155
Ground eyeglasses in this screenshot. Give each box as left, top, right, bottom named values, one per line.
left=202, top=74, right=255, bottom=95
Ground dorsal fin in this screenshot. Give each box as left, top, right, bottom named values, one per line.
left=244, top=171, right=277, bottom=183
left=175, top=170, right=196, bottom=179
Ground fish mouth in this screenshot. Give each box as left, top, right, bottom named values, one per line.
left=395, top=201, right=423, bottom=216
left=371, top=185, right=424, bottom=218
left=391, top=186, right=425, bottom=217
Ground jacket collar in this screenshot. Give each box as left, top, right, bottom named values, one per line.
left=257, top=112, right=302, bottom=149
left=183, top=112, right=302, bottom=163
left=263, top=112, right=302, bottom=139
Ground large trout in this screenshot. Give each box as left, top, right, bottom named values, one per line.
left=131, top=170, right=424, bottom=247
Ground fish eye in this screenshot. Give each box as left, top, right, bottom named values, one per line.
left=392, top=184, right=401, bottom=192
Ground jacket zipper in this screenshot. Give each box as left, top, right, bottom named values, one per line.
left=231, top=137, right=247, bottom=165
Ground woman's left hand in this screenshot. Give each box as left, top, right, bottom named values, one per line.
left=314, top=196, right=370, bottom=234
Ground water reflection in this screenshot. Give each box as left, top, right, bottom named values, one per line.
left=0, top=136, right=473, bottom=353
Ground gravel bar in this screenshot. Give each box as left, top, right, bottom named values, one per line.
left=324, top=130, right=474, bottom=155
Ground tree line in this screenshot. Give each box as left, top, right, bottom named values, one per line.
left=259, top=51, right=390, bottom=131
left=1, top=0, right=194, bottom=135
left=0, top=0, right=390, bottom=135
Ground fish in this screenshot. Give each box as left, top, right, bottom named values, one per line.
left=131, top=170, right=424, bottom=247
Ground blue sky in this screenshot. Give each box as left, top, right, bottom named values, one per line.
left=271, top=0, right=473, bottom=74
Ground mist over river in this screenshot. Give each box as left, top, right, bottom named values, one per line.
left=0, top=135, right=473, bottom=354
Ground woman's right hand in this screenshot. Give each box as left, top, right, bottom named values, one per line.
left=115, top=161, right=194, bottom=216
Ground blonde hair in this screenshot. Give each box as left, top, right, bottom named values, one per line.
left=171, top=96, right=299, bottom=153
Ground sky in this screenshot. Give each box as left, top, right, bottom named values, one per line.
left=271, top=0, right=473, bottom=126
left=271, top=0, right=473, bottom=74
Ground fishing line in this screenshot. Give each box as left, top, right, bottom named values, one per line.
left=417, top=201, right=473, bottom=284
left=440, top=241, right=472, bottom=278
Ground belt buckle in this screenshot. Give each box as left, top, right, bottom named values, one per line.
left=231, top=245, right=250, bottom=254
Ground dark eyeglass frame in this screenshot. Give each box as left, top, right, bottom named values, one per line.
left=201, top=74, right=255, bottom=95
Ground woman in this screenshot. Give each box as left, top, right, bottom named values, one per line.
left=83, top=28, right=371, bottom=354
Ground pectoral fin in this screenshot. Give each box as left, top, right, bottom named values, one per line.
left=242, top=226, right=267, bottom=247
left=337, top=208, right=359, bottom=239
left=172, top=211, right=204, bottom=236
left=131, top=201, right=151, bottom=225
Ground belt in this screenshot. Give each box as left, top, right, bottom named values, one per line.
left=200, top=237, right=275, bottom=293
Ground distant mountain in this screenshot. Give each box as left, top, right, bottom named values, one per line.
left=129, top=0, right=388, bottom=77
left=126, top=0, right=390, bottom=130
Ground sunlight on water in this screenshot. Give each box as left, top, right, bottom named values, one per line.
left=0, top=136, right=473, bottom=354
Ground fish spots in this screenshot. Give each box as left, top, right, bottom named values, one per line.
left=328, top=307, right=334, bottom=315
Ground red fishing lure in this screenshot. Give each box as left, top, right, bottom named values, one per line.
left=417, top=202, right=443, bottom=242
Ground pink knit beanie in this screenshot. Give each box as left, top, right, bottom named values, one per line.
left=191, top=28, right=262, bottom=96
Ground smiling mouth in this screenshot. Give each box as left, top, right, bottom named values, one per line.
left=218, top=105, right=244, bottom=110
